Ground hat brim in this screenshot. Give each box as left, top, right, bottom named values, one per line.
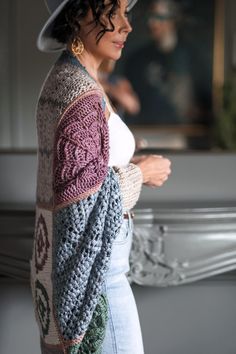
left=37, top=0, right=138, bottom=52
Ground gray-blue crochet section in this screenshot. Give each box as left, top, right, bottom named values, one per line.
left=52, top=168, right=123, bottom=341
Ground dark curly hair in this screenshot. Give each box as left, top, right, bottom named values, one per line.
left=51, top=0, right=120, bottom=45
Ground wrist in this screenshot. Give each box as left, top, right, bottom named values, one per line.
left=135, top=162, right=147, bottom=184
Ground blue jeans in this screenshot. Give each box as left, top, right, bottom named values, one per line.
left=102, top=213, right=145, bottom=354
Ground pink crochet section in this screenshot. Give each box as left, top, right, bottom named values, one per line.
left=53, top=91, right=109, bottom=208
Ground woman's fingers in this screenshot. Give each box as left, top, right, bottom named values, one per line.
left=135, top=154, right=172, bottom=186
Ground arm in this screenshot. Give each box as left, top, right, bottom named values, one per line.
left=113, top=154, right=172, bottom=211
left=52, top=91, right=171, bottom=351
left=113, top=163, right=143, bottom=211
left=113, top=155, right=171, bottom=210
left=52, top=92, right=123, bottom=352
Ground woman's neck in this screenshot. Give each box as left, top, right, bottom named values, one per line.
left=68, top=45, right=102, bottom=82
left=66, top=45, right=112, bottom=109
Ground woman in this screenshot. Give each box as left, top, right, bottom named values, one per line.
left=30, top=1, right=171, bottom=353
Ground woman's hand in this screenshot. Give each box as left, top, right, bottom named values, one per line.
left=132, top=154, right=171, bottom=187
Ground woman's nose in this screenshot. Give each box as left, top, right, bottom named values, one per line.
left=120, top=17, right=132, bottom=34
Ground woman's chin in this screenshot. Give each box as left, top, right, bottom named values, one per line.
left=108, top=52, right=122, bottom=62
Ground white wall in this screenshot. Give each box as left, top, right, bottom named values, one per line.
left=0, top=279, right=41, bottom=354
left=0, top=0, right=57, bottom=149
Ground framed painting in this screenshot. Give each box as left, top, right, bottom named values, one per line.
left=114, top=0, right=225, bottom=151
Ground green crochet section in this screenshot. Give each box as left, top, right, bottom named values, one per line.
left=68, top=293, right=108, bottom=354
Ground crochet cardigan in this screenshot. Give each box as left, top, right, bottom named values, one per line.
left=30, top=50, right=143, bottom=354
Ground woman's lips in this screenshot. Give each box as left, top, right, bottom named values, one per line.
left=113, top=41, right=125, bottom=49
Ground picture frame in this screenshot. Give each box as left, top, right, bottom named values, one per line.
left=115, top=0, right=225, bottom=151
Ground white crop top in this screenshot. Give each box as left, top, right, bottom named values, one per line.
left=108, top=111, right=135, bottom=167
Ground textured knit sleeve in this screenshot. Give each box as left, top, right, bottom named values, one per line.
left=113, top=163, right=143, bottom=210
left=50, top=92, right=123, bottom=352
left=52, top=169, right=122, bottom=353
left=53, top=91, right=109, bottom=209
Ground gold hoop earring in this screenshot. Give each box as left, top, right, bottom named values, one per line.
left=71, top=37, right=84, bottom=56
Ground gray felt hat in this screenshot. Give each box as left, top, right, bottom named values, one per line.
left=37, top=0, right=138, bottom=52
